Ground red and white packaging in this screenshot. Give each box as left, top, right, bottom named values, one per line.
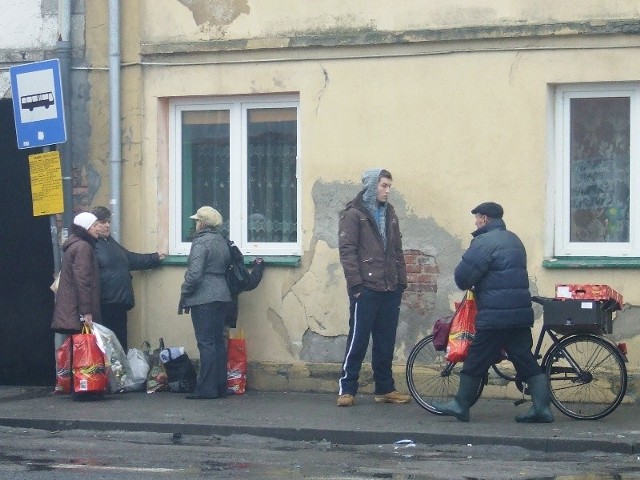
left=555, top=284, right=623, bottom=307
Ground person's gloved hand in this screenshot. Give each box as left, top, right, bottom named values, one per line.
left=178, top=294, right=190, bottom=314
left=252, top=258, right=265, bottom=274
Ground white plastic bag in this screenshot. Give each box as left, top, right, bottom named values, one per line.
left=126, top=348, right=149, bottom=391
left=92, top=322, right=136, bottom=393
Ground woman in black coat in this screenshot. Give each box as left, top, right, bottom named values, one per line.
left=91, top=206, right=165, bottom=351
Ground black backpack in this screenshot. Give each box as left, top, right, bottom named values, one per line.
left=226, top=240, right=251, bottom=295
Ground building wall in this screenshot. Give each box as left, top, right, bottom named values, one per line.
left=78, top=1, right=640, bottom=394
left=0, top=1, right=58, bottom=97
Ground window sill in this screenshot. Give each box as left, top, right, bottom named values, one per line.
left=161, top=255, right=301, bottom=267
left=543, top=257, right=640, bottom=269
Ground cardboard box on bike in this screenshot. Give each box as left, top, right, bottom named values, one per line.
left=555, top=283, right=623, bottom=307
left=542, top=298, right=617, bottom=334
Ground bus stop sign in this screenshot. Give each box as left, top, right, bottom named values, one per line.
left=10, top=59, right=67, bottom=149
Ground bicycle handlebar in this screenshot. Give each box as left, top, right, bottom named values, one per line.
left=531, top=295, right=553, bottom=305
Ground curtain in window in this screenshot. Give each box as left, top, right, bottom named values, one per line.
left=191, top=138, right=230, bottom=237
left=182, top=111, right=230, bottom=241
left=247, top=109, right=297, bottom=243
left=569, top=97, right=630, bottom=243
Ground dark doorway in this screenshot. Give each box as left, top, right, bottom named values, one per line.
left=0, top=99, right=55, bottom=385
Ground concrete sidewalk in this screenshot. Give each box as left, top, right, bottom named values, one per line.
left=0, top=386, right=638, bottom=454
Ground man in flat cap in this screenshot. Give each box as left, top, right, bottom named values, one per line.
left=433, top=202, right=554, bottom=423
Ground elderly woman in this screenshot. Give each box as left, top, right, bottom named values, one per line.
left=179, top=206, right=231, bottom=399
left=51, top=211, right=102, bottom=349
left=91, top=206, right=165, bottom=351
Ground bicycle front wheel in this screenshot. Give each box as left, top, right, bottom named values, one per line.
left=544, top=334, right=627, bottom=420
left=405, top=334, right=483, bottom=414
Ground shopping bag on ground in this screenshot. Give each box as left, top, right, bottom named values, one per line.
left=126, top=347, right=150, bottom=391
left=445, top=290, right=477, bottom=363
left=55, top=336, right=72, bottom=394
left=92, top=322, right=136, bottom=393
left=72, top=324, right=108, bottom=394
left=227, top=328, right=247, bottom=395
left=160, top=346, right=197, bottom=393
left=144, top=339, right=169, bottom=393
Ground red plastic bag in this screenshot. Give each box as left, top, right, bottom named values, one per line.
left=72, top=325, right=108, bottom=394
left=227, top=329, right=247, bottom=395
left=55, top=336, right=72, bottom=394
left=445, top=291, right=477, bottom=362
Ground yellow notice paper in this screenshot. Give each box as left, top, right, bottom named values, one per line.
left=28, top=151, right=64, bottom=216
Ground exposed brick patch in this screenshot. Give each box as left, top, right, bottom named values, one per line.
left=403, top=249, right=438, bottom=317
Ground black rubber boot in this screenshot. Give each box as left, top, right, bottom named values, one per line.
left=431, top=374, right=482, bottom=422
left=515, top=373, right=555, bottom=423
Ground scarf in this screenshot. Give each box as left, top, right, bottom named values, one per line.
left=361, top=168, right=387, bottom=249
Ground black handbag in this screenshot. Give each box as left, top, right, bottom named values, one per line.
left=162, top=348, right=197, bottom=393
left=226, top=239, right=251, bottom=295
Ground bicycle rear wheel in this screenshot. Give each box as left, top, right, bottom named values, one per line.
left=544, top=334, right=627, bottom=420
left=405, top=334, right=484, bottom=414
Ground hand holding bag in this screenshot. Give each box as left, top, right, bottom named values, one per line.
left=445, top=290, right=477, bottom=363
left=227, top=328, right=247, bottom=394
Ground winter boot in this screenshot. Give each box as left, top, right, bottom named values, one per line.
left=431, top=374, right=482, bottom=422
left=515, top=373, right=555, bottom=423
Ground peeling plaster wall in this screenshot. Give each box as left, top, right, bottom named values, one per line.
left=306, top=180, right=471, bottom=364
left=75, top=1, right=640, bottom=396
left=141, top=0, right=640, bottom=43
left=0, top=1, right=58, bottom=50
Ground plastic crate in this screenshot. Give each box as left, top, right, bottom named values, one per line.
left=555, top=284, right=623, bottom=308
left=543, top=299, right=614, bottom=334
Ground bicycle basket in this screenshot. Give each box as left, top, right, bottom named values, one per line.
left=542, top=298, right=617, bottom=334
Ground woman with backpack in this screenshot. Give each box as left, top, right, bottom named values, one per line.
left=179, top=206, right=231, bottom=400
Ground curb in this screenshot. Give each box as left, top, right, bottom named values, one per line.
left=0, top=417, right=637, bottom=454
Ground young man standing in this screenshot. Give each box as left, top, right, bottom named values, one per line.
left=337, top=168, right=410, bottom=407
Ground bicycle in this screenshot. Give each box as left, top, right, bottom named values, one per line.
left=405, top=295, right=628, bottom=420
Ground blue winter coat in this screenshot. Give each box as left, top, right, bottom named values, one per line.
left=454, top=219, right=533, bottom=330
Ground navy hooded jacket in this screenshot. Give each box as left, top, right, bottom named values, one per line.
left=454, top=219, right=533, bottom=330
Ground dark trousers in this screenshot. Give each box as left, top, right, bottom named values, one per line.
left=339, top=289, right=402, bottom=396
left=461, top=327, right=543, bottom=380
left=100, top=303, right=129, bottom=351
left=190, top=301, right=228, bottom=397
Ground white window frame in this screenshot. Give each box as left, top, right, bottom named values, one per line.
left=169, top=95, right=301, bottom=256
left=553, top=83, right=640, bottom=257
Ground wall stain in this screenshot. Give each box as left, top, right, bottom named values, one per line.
left=177, top=0, right=250, bottom=29
left=266, top=306, right=296, bottom=357
left=315, top=64, right=329, bottom=117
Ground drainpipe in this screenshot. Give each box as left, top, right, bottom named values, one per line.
left=109, top=0, right=121, bottom=241
left=55, top=0, right=73, bottom=271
